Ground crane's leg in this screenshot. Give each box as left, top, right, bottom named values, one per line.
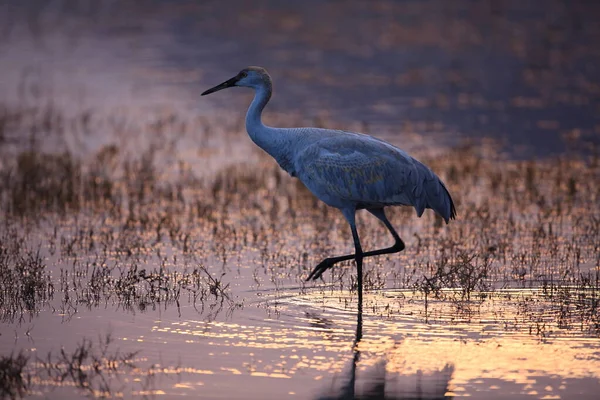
left=341, top=208, right=363, bottom=313
left=307, top=208, right=404, bottom=281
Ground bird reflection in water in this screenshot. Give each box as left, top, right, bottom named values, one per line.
left=316, top=310, right=454, bottom=400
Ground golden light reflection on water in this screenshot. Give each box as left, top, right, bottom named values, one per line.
left=146, top=287, right=600, bottom=398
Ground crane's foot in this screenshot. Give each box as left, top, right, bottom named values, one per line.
left=306, top=258, right=335, bottom=281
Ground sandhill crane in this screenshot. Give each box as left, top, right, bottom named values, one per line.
left=202, top=66, right=456, bottom=309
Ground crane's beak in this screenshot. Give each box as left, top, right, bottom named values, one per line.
left=201, top=75, right=238, bottom=96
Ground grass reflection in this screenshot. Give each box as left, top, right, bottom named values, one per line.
left=0, top=334, right=153, bottom=399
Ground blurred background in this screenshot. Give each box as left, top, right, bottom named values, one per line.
left=1, top=0, right=599, bottom=158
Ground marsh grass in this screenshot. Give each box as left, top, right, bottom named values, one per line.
left=0, top=229, right=53, bottom=323
left=0, top=98, right=599, bottom=336
left=0, top=101, right=244, bottom=323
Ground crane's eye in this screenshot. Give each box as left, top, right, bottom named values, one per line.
left=240, top=71, right=248, bottom=78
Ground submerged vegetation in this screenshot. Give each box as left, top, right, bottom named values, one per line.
left=0, top=100, right=598, bottom=321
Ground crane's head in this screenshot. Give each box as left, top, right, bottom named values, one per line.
left=201, top=66, right=271, bottom=96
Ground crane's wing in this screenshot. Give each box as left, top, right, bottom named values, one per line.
left=294, top=134, right=456, bottom=222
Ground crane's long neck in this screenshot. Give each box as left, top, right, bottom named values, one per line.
left=245, top=82, right=296, bottom=174
left=245, top=81, right=271, bottom=132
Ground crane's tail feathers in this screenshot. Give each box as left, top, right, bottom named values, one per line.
left=442, top=183, right=456, bottom=223
left=422, top=180, right=456, bottom=224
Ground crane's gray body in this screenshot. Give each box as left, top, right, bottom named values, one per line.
left=261, top=126, right=454, bottom=222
